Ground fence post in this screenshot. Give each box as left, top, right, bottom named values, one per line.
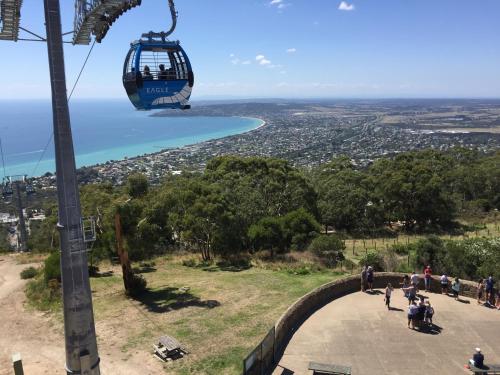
left=12, top=353, right=24, bottom=375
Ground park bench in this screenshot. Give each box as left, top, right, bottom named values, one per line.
left=469, top=364, right=500, bottom=375
left=308, top=361, right=352, bottom=375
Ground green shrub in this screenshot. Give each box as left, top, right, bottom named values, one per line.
left=182, top=258, right=197, bottom=267
left=359, top=252, right=385, bottom=271
left=216, top=254, right=252, bottom=270
left=286, top=265, right=312, bottom=275
left=308, top=235, right=345, bottom=268
left=390, top=243, right=414, bottom=255
left=25, top=277, right=61, bottom=312
left=20, top=267, right=38, bottom=279
left=396, top=262, right=414, bottom=274
left=44, top=252, right=61, bottom=282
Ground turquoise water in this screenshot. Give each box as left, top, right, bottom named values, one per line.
left=0, top=100, right=262, bottom=177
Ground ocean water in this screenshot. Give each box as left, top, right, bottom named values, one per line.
left=0, top=100, right=262, bottom=177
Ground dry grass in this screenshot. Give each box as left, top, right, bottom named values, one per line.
left=89, top=255, right=344, bottom=375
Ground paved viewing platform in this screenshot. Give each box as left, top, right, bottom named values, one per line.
left=276, top=289, right=500, bottom=375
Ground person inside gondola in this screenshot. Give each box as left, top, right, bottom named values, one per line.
left=143, top=65, right=154, bottom=80
left=158, top=64, right=168, bottom=80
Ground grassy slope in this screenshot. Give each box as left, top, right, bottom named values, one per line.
left=90, top=257, right=342, bottom=375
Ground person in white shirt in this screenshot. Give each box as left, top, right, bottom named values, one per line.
left=385, top=283, right=394, bottom=310
left=411, top=271, right=420, bottom=292
left=440, top=274, right=449, bottom=294
left=407, top=301, right=419, bottom=329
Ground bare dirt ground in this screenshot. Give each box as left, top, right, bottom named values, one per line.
left=0, top=255, right=163, bottom=375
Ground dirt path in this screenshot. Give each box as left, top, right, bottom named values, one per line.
left=0, top=255, right=164, bottom=375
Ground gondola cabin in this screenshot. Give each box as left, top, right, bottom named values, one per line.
left=123, top=38, right=194, bottom=110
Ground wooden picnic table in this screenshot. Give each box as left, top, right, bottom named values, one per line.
left=153, top=335, right=188, bottom=362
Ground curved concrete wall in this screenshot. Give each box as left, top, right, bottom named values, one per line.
left=272, top=272, right=480, bottom=370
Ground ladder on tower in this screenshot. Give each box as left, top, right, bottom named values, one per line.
left=73, top=0, right=142, bottom=45
left=0, top=0, right=23, bottom=41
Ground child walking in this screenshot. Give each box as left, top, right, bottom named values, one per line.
left=385, top=283, right=394, bottom=310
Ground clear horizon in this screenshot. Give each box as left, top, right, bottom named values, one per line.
left=0, top=1, right=499, bottom=100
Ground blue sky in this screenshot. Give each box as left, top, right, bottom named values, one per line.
left=1, top=0, right=499, bottom=99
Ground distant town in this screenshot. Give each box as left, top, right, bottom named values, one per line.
left=21, top=99, right=500, bottom=189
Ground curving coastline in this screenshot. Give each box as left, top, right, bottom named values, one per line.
left=5, top=116, right=266, bottom=177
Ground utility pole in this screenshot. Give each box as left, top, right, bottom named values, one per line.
left=13, top=181, right=28, bottom=252
left=43, top=0, right=100, bottom=373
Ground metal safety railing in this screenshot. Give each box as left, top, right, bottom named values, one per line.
left=0, top=0, right=23, bottom=41
left=243, top=327, right=276, bottom=375
left=73, top=0, right=141, bottom=45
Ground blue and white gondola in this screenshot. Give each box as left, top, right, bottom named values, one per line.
left=122, top=37, right=194, bottom=110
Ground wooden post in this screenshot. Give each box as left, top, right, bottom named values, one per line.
left=115, top=212, right=133, bottom=292
left=12, top=353, right=24, bottom=375
left=352, top=240, right=356, bottom=255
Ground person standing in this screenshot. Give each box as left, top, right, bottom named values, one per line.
left=425, top=301, right=434, bottom=325
left=411, top=271, right=420, bottom=293
left=361, top=266, right=367, bottom=292
left=403, top=284, right=417, bottom=305
left=452, top=277, right=461, bottom=300
left=366, top=266, right=374, bottom=292
left=407, top=301, right=419, bottom=329
left=477, top=279, right=485, bottom=305
left=440, top=274, right=449, bottom=294
left=485, top=275, right=495, bottom=304
left=385, top=283, right=394, bottom=310
left=424, top=265, right=432, bottom=292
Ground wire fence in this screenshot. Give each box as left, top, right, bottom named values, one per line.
left=243, top=327, right=276, bottom=375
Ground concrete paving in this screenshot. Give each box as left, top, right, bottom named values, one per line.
left=276, top=289, right=500, bottom=375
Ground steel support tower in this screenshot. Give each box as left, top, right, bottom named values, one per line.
left=13, top=181, right=27, bottom=251
left=1, top=0, right=146, bottom=372
left=44, top=0, right=100, bottom=373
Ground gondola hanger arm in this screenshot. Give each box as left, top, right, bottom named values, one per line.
left=142, top=0, right=178, bottom=40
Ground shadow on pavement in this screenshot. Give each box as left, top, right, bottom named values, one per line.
left=389, top=307, right=404, bottom=312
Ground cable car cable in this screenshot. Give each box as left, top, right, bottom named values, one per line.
left=31, top=39, right=97, bottom=177
left=30, top=135, right=53, bottom=178
left=68, top=39, right=97, bottom=101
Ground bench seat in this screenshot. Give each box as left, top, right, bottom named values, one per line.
left=470, top=364, right=500, bottom=374
left=308, top=361, right=352, bottom=375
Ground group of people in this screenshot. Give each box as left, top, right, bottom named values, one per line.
left=360, top=265, right=375, bottom=292
left=406, top=296, right=435, bottom=329
left=361, top=265, right=499, bottom=311
left=360, top=265, right=496, bottom=370
left=438, top=273, right=462, bottom=300
left=476, top=276, right=500, bottom=309
left=141, top=64, right=175, bottom=80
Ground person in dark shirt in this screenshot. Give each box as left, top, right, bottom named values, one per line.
left=158, top=64, right=168, bottom=80
left=143, top=65, right=154, bottom=80
left=469, top=348, right=484, bottom=368
left=485, top=275, right=495, bottom=303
